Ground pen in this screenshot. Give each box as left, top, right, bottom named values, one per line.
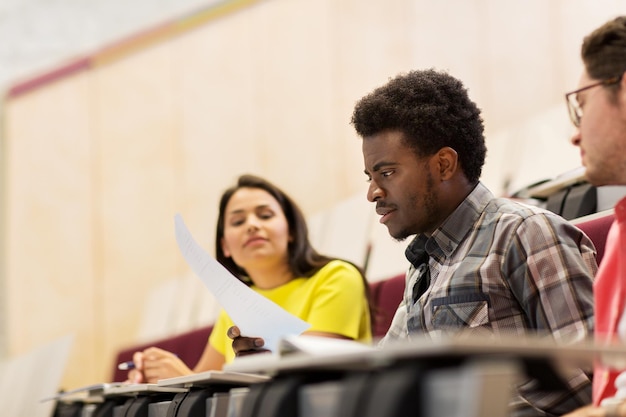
left=117, top=361, right=135, bottom=371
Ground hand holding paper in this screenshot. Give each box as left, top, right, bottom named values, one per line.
left=174, top=214, right=311, bottom=353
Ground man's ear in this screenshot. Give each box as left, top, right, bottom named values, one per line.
left=435, top=147, right=459, bottom=180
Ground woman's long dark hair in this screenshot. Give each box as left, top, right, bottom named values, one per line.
left=215, top=174, right=373, bottom=325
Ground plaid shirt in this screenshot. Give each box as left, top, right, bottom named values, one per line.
left=380, top=182, right=596, bottom=417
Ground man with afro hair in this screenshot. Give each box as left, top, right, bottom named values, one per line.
left=353, top=69, right=596, bottom=417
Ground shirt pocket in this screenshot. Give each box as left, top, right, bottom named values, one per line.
left=430, top=293, right=490, bottom=329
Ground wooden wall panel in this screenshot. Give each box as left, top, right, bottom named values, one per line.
left=91, top=42, right=186, bottom=383
left=4, top=72, right=97, bottom=388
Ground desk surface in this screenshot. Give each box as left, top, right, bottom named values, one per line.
left=43, top=372, right=268, bottom=403
left=157, top=370, right=269, bottom=388
left=223, top=335, right=626, bottom=376
left=103, top=383, right=187, bottom=396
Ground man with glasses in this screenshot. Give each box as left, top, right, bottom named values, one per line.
left=563, top=16, right=626, bottom=417
left=566, top=74, right=622, bottom=129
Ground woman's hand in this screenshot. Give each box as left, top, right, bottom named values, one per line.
left=127, top=347, right=192, bottom=383
left=126, top=349, right=145, bottom=383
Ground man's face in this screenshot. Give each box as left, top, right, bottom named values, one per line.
left=362, top=130, right=443, bottom=240
left=571, top=71, right=626, bottom=186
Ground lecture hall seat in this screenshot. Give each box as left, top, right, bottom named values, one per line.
left=573, top=209, right=615, bottom=266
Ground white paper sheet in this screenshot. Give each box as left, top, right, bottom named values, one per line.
left=3, top=334, right=74, bottom=416
left=174, top=213, right=311, bottom=353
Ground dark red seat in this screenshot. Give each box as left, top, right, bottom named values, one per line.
left=573, top=209, right=615, bottom=266
left=369, top=274, right=405, bottom=339
left=111, top=325, right=213, bottom=382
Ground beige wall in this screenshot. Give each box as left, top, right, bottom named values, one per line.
left=2, top=0, right=624, bottom=389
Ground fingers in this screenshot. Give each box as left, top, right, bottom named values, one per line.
left=129, top=347, right=178, bottom=384
left=128, top=351, right=145, bottom=383
left=226, top=326, right=269, bottom=358
left=227, top=326, right=267, bottom=357
left=228, top=326, right=264, bottom=345
left=136, top=347, right=189, bottom=383
left=128, top=368, right=144, bottom=384
left=235, top=347, right=271, bottom=357
left=232, top=337, right=266, bottom=356
left=142, top=346, right=169, bottom=357
left=132, top=351, right=144, bottom=370
left=227, top=326, right=241, bottom=339
left=141, top=347, right=179, bottom=366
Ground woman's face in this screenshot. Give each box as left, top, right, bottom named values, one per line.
left=220, top=187, right=291, bottom=272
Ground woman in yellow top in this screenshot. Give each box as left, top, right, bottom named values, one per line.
left=129, top=174, right=372, bottom=382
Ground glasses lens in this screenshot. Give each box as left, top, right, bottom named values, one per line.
left=566, top=94, right=581, bottom=127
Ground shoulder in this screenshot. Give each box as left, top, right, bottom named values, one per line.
left=317, top=259, right=361, bottom=273
left=310, top=259, right=364, bottom=285
left=485, top=197, right=548, bottom=218
left=456, top=183, right=575, bottom=238
left=482, top=198, right=594, bottom=258
left=484, top=197, right=578, bottom=230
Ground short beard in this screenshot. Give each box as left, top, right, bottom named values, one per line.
left=392, top=171, right=437, bottom=240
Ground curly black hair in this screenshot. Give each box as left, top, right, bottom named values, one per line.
left=582, top=16, right=626, bottom=96
left=351, top=69, right=486, bottom=184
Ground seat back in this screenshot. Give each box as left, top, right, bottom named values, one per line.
left=111, top=325, right=213, bottom=382
left=369, top=274, right=405, bottom=338
left=572, top=209, right=615, bottom=266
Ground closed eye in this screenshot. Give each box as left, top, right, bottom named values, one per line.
left=230, top=217, right=245, bottom=226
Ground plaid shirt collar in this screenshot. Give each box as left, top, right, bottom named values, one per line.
left=405, top=182, right=492, bottom=267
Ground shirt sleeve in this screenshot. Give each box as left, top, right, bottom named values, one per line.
left=506, top=212, right=596, bottom=416
left=507, top=212, right=595, bottom=339
left=303, top=260, right=371, bottom=342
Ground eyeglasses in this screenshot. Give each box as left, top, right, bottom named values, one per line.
left=565, top=75, right=622, bottom=127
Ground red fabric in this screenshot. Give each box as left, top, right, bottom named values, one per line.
left=576, top=212, right=615, bottom=266
left=370, top=274, right=405, bottom=338
left=591, top=202, right=626, bottom=405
